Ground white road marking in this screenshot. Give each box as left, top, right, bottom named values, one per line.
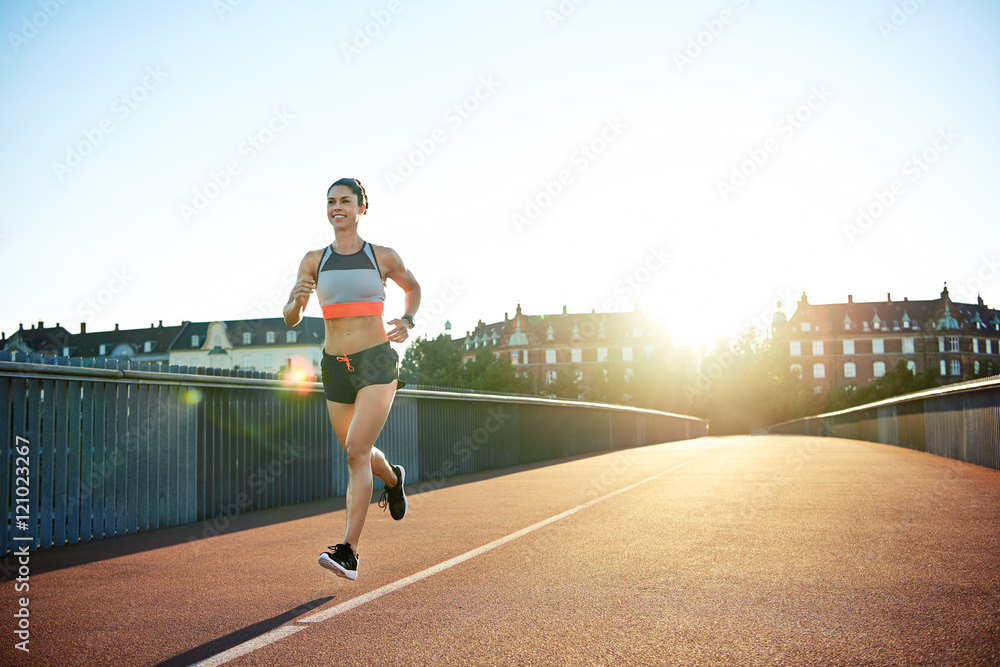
left=189, top=455, right=703, bottom=666
left=191, top=626, right=306, bottom=667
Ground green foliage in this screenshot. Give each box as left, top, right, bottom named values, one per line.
left=826, top=360, right=939, bottom=412
left=399, top=334, right=464, bottom=387
left=582, top=361, right=630, bottom=405
left=682, top=328, right=820, bottom=435
left=399, top=336, right=531, bottom=394
left=462, top=347, right=532, bottom=394
left=548, top=364, right=582, bottom=399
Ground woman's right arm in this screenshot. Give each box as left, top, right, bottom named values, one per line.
left=283, top=250, right=321, bottom=327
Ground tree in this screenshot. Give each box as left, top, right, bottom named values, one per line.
left=399, top=334, right=464, bottom=387
left=826, top=360, right=939, bottom=411
left=548, top=364, right=582, bottom=399
left=461, top=347, right=532, bottom=394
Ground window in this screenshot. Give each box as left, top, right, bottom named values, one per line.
left=813, top=363, right=825, bottom=379
left=973, top=339, right=979, bottom=354
left=243, top=333, right=252, bottom=344
left=191, top=335, right=199, bottom=347
left=545, top=370, right=557, bottom=384
left=266, top=332, right=276, bottom=344
left=974, top=360, right=980, bottom=374
left=791, top=364, right=802, bottom=378
left=940, top=359, right=947, bottom=376
left=906, top=360, right=916, bottom=374
left=863, top=322, right=870, bottom=332
left=801, top=322, right=811, bottom=332
left=789, top=342, right=801, bottom=356
left=545, top=349, right=556, bottom=364
left=264, top=354, right=273, bottom=370
left=902, top=337, right=915, bottom=354
left=873, top=361, right=886, bottom=378
left=843, top=340, right=854, bottom=355
left=242, top=355, right=251, bottom=369
left=286, top=331, right=297, bottom=344
left=144, top=341, right=153, bottom=353
left=988, top=340, right=994, bottom=355
left=951, top=360, right=961, bottom=376
left=622, top=346, right=633, bottom=362
left=812, top=341, right=823, bottom=355
left=571, top=348, right=582, bottom=363
left=872, top=339, right=884, bottom=355
left=893, top=321, right=900, bottom=331
left=510, top=350, right=519, bottom=364
left=597, top=347, right=608, bottom=362
left=844, top=362, right=857, bottom=378
left=938, top=337, right=945, bottom=353
left=99, top=344, right=108, bottom=355
left=948, top=337, right=960, bottom=352
left=215, top=336, right=221, bottom=348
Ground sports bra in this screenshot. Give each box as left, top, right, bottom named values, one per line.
left=315, top=241, right=386, bottom=318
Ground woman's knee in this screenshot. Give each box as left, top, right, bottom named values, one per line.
left=345, top=439, right=374, bottom=468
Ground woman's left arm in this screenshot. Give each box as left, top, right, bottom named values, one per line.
left=378, top=246, right=421, bottom=343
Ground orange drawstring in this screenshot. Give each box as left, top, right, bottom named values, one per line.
left=336, top=355, right=354, bottom=372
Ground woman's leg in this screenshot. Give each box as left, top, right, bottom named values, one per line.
left=328, top=381, right=397, bottom=553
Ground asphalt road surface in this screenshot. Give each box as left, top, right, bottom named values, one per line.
left=3, top=435, right=999, bottom=666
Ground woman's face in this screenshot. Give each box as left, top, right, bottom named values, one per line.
left=327, top=185, right=365, bottom=228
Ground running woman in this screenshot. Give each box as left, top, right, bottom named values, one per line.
left=283, top=177, right=420, bottom=581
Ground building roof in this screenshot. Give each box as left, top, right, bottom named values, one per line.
left=172, top=317, right=326, bottom=351
left=69, top=322, right=185, bottom=358
left=458, top=304, right=657, bottom=349
left=0, top=322, right=73, bottom=355
left=782, top=285, right=1000, bottom=334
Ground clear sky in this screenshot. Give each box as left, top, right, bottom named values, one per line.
left=2, top=0, right=998, bottom=351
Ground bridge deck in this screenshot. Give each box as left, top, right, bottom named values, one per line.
left=3, top=435, right=999, bottom=666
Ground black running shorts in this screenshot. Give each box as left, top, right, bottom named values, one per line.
left=321, top=341, right=406, bottom=404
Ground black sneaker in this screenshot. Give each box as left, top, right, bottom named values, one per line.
left=378, top=464, right=407, bottom=520
left=318, top=543, right=358, bottom=580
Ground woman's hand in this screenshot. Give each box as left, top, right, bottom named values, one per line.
left=290, top=278, right=315, bottom=308
left=386, top=318, right=411, bottom=343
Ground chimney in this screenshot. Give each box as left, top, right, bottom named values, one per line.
left=114, top=323, right=119, bottom=331
left=38, top=320, right=44, bottom=329
left=847, top=295, right=853, bottom=304
left=80, top=322, right=86, bottom=334
left=562, top=305, right=568, bottom=316
left=158, top=320, right=163, bottom=328
left=887, top=292, right=892, bottom=303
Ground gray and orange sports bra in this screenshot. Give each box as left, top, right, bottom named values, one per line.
left=315, top=241, right=386, bottom=318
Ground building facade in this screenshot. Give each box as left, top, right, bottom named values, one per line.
left=456, top=304, right=664, bottom=396
left=772, top=286, right=1000, bottom=394
left=2, top=317, right=328, bottom=377
left=168, top=317, right=326, bottom=376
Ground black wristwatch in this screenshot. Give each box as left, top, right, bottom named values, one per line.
left=401, top=315, right=415, bottom=329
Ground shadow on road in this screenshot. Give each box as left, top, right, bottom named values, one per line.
left=152, top=596, right=334, bottom=667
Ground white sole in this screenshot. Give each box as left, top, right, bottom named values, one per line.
left=318, top=553, right=357, bottom=580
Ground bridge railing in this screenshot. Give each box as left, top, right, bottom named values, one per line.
left=766, top=375, right=1000, bottom=471
left=1, top=352, right=707, bottom=555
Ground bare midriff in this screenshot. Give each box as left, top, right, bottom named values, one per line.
left=323, top=314, right=388, bottom=356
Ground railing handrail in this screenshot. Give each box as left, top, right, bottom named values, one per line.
left=769, top=374, right=1000, bottom=429
left=0, top=359, right=706, bottom=424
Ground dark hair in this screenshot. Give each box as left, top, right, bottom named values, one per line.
left=327, top=178, right=368, bottom=213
